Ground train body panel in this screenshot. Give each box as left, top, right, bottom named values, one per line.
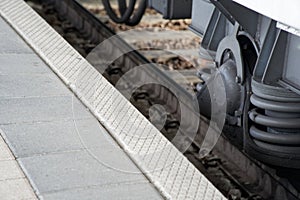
left=234, top=0, right=300, bottom=35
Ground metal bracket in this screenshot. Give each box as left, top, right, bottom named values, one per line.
left=216, top=23, right=244, bottom=84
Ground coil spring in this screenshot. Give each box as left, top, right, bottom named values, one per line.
left=249, top=93, right=300, bottom=153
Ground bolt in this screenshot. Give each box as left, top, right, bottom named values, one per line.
left=235, top=76, right=241, bottom=83
left=234, top=110, right=242, bottom=117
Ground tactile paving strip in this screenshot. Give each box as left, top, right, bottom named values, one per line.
left=0, top=1, right=226, bottom=199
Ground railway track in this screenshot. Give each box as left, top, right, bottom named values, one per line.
left=25, top=0, right=300, bottom=199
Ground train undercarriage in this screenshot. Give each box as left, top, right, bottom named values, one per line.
left=102, top=0, right=300, bottom=197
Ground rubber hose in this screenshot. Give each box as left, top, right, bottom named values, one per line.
left=124, top=0, right=147, bottom=26
left=102, top=0, right=136, bottom=23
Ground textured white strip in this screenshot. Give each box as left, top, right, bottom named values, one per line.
left=0, top=1, right=226, bottom=199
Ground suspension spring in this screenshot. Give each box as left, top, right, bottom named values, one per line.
left=249, top=82, right=300, bottom=154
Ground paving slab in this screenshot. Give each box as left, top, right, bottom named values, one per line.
left=0, top=120, right=83, bottom=158
left=0, top=73, right=71, bottom=98
left=41, top=182, right=163, bottom=200
left=0, top=118, right=119, bottom=158
left=0, top=27, right=33, bottom=54
left=0, top=135, right=37, bottom=200
left=18, top=150, right=149, bottom=194
left=0, top=54, right=52, bottom=75
left=0, top=16, right=33, bottom=54
left=0, top=160, right=25, bottom=181
left=0, top=178, right=37, bottom=200
left=0, top=16, right=19, bottom=35
left=0, top=95, right=93, bottom=124
left=0, top=136, right=13, bottom=161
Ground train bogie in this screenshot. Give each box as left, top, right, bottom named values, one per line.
left=103, top=0, right=300, bottom=182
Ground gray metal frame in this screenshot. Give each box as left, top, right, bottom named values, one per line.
left=148, top=0, right=192, bottom=19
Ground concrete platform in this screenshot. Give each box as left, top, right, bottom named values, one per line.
left=0, top=12, right=161, bottom=200
left=0, top=0, right=226, bottom=199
